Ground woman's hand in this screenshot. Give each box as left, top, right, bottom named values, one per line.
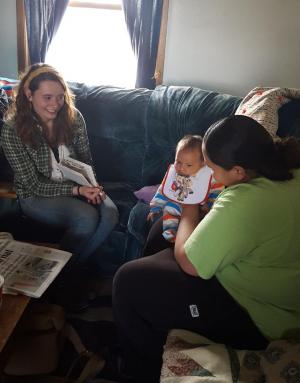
left=73, top=185, right=106, bottom=205
left=147, top=211, right=158, bottom=221
left=174, top=204, right=205, bottom=276
left=95, top=184, right=107, bottom=201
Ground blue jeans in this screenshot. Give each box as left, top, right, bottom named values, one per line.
left=19, top=195, right=119, bottom=264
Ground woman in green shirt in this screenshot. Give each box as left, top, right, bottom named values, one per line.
left=112, top=115, right=300, bottom=383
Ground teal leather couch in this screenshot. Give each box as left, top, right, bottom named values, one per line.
left=1, top=84, right=300, bottom=274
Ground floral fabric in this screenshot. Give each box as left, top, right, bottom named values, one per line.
left=235, top=87, right=300, bottom=138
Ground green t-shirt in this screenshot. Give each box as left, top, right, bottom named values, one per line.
left=185, top=169, right=300, bottom=340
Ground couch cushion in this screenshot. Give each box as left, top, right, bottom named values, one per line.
left=101, top=181, right=138, bottom=231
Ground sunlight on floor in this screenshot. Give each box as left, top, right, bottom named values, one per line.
left=46, top=6, right=137, bottom=88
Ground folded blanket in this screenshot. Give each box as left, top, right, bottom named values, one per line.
left=235, top=87, right=300, bottom=138
left=0, top=77, right=19, bottom=98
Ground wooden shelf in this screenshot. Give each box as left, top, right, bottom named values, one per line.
left=0, top=182, right=16, bottom=199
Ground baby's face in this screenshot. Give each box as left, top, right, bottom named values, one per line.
left=174, top=148, right=204, bottom=176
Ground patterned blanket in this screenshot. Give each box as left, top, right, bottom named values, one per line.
left=0, top=76, right=19, bottom=98
left=161, top=329, right=300, bottom=382
left=235, top=87, right=300, bottom=138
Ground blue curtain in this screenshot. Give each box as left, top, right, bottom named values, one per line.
left=122, top=0, right=163, bottom=89
left=24, top=0, right=69, bottom=64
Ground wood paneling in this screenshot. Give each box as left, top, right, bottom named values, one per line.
left=16, top=0, right=30, bottom=74
left=154, top=0, right=169, bottom=85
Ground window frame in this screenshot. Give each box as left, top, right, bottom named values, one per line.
left=16, top=0, right=29, bottom=73
left=69, top=1, right=122, bottom=11
left=155, top=0, right=169, bottom=85
left=16, top=0, right=169, bottom=85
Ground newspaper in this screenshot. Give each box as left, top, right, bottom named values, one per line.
left=58, top=157, right=97, bottom=187
left=0, top=235, right=72, bottom=298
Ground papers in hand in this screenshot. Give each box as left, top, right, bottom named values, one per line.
left=162, top=164, right=212, bottom=205
left=0, top=234, right=72, bottom=298
left=58, top=157, right=97, bottom=187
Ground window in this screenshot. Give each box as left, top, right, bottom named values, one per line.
left=45, top=0, right=137, bottom=88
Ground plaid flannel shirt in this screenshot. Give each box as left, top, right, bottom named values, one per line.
left=1, top=110, right=95, bottom=198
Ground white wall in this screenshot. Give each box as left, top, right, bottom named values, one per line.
left=0, top=0, right=18, bottom=78
left=163, top=0, right=300, bottom=97
left=1, top=0, right=300, bottom=94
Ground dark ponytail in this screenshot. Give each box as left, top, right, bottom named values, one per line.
left=258, top=137, right=300, bottom=181
left=204, top=115, right=300, bottom=182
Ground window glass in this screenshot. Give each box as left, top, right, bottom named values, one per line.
left=46, top=1, right=137, bottom=88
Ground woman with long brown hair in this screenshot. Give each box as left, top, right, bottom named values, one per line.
left=1, top=63, right=118, bottom=266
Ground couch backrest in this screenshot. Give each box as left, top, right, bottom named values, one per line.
left=2, top=83, right=299, bottom=189
left=277, top=99, right=300, bottom=139
left=73, top=84, right=300, bottom=188
left=141, top=85, right=242, bottom=185
left=71, top=83, right=242, bottom=188
left=70, top=83, right=152, bottom=188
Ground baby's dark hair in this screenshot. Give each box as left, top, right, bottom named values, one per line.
left=176, top=135, right=204, bottom=160
left=204, top=115, right=300, bottom=181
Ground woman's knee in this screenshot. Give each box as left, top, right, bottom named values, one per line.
left=113, top=251, right=174, bottom=298
left=101, top=197, right=119, bottom=226
left=113, top=259, right=146, bottom=303
left=70, top=204, right=99, bottom=235
left=114, top=260, right=136, bottom=291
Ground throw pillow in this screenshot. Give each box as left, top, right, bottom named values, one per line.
left=235, top=87, right=300, bottom=138
left=134, top=185, right=159, bottom=204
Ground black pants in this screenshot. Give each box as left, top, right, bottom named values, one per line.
left=143, top=216, right=172, bottom=256
left=112, top=248, right=268, bottom=383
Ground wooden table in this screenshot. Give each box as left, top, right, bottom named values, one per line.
left=0, top=294, right=30, bottom=353
left=0, top=242, right=58, bottom=355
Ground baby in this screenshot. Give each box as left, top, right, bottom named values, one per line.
left=147, top=135, right=223, bottom=242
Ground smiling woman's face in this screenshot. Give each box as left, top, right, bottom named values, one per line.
left=27, top=80, right=65, bottom=126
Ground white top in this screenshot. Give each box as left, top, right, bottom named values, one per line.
left=50, top=145, right=70, bottom=181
